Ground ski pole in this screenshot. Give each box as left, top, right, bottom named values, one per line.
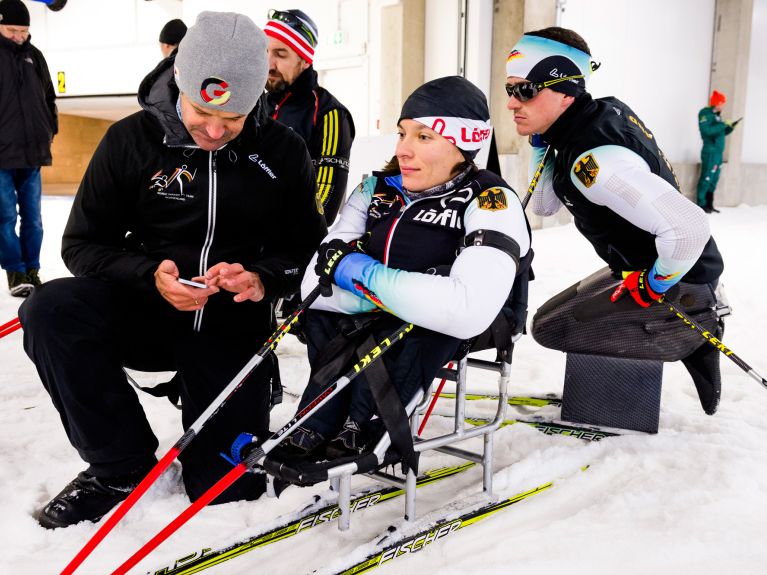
left=0, top=316, right=21, bottom=340
left=417, top=362, right=452, bottom=436
left=664, top=299, right=767, bottom=389
left=110, top=321, right=415, bottom=575
left=521, top=145, right=552, bottom=210
left=60, top=285, right=322, bottom=575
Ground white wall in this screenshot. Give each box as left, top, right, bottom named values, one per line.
left=28, top=0, right=181, bottom=96
left=742, top=0, right=767, bottom=164
left=560, top=0, right=715, bottom=164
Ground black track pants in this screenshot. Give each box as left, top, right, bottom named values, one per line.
left=19, top=277, right=273, bottom=503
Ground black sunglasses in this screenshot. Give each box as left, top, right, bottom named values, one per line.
left=505, top=74, right=585, bottom=102
left=267, top=9, right=317, bottom=46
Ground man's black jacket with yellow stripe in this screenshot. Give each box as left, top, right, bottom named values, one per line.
left=264, top=67, right=355, bottom=224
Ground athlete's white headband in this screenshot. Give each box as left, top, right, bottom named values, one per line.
left=506, top=34, right=593, bottom=94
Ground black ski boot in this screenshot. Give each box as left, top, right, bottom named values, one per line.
left=36, top=470, right=146, bottom=529
left=681, top=332, right=723, bottom=415
left=275, top=426, right=326, bottom=459
left=325, top=417, right=366, bottom=459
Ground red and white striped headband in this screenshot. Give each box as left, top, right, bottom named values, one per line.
left=264, top=20, right=315, bottom=64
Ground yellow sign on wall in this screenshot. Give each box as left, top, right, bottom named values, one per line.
left=57, top=71, right=66, bottom=94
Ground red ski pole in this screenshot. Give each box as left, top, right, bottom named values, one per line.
left=0, top=316, right=21, bottom=339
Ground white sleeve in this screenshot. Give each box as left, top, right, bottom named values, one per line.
left=569, top=144, right=710, bottom=279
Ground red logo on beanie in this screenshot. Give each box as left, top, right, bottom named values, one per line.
left=200, top=77, right=231, bottom=106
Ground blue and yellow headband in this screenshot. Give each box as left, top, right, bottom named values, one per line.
left=506, top=35, right=595, bottom=96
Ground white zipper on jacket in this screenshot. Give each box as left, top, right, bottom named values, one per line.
left=193, top=150, right=218, bottom=332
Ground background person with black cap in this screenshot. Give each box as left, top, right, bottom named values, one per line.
left=158, top=17, right=186, bottom=59
left=269, top=76, right=531, bottom=460
left=19, top=11, right=326, bottom=529
left=0, top=0, right=58, bottom=297
left=505, top=27, right=726, bottom=416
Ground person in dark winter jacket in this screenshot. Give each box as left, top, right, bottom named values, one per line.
left=695, top=90, right=740, bottom=213
left=505, top=27, right=726, bottom=415
left=0, top=0, right=58, bottom=297
left=18, top=12, right=326, bottom=530
left=263, top=8, right=355, bottom=225
left=158, top=18, right=187, bottom=59
left=277, top=76, right=531, bottom=460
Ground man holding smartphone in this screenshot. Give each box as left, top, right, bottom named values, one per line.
left=19, top=12, right=326, bottom=529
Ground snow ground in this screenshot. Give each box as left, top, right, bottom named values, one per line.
left=1, top=197, right=766, bottom=575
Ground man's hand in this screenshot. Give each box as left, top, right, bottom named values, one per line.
left=314, top=238, right=363, bottom=296
left=205, top=262, right=265, bottom=303
left=154, top=259, right=219, bottom=311
left=610, top=269, right=664, bottom=308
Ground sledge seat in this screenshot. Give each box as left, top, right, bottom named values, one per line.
left=261, top=332, right=519, bottom=530
left=560, top=285, right=732, bottom=433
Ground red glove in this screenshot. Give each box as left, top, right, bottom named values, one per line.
left=610, top=270, right=663, bottom=308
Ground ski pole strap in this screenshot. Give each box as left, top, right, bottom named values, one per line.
left=358, top=331, right=420, bottom=475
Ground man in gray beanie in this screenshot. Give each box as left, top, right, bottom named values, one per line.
left=20, top=11, right=326, bottom=529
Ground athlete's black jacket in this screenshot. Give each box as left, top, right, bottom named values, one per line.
left=263, top=67, right=355, bottom=224
left=62, top=56, right=327, bottom=333
left=0, top=34, right=58, bottom=169
left=543, top=94, right=723, bottom=284
left=303, top=167, right=531, bottom=341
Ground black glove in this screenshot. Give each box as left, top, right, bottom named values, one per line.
left=314, top=238, right=363, bottom=296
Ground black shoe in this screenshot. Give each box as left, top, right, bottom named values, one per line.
left=702, top=206, right=713, bottom=214
left=325, top=417, right=365, bottom=459
left=276, top=426, right=326, bottom=458
left=681, top=339, right=722, bottom=415
left=36, top=471, right=142, bottom=529
left=26, top=268, right=42, bottom=287
left=7, top=271, right=33, bottom=298
left=709, top=207, right=720, bottom=213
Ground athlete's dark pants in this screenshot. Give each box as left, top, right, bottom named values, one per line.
left=531, top=267, right=724, bottom=413
left=19, top=277, right=274, bottom=503
left=532, top=267, right=720, bottom=360
left=297, top=310, right=461, bottom=437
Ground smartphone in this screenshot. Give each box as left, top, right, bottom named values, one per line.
left=178, top=278, right=207, bottom=289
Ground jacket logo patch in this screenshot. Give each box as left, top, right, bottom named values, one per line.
left=248, top=154, right=277, bottom=180
left=476, top=187, right=508, bottom=211
left=150, top=165, right=197, bottom=199
left=369, top=193, right=397, bottom=220
left=412, top=207, right=461, bottom=228
left=573, top=154, right=599, bottom=188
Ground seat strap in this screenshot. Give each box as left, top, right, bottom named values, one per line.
left=358, top=332, right=420, bottom=475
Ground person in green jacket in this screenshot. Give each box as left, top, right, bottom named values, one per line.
left=696, top=90, right=741, bottom=213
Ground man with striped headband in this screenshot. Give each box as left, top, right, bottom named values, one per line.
left=505, top=27, right=726, bottom=415
left=263, top=8, right=355, bottom=225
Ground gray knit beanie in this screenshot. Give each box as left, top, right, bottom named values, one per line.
left=174, top=11, right=267, bottom=116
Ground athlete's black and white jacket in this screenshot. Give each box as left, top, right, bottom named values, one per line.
left=301, top=168, right=531, bottom=340
left=62, top=56, right=327, bottom=332
left=532, top=93, right=723, bottom=292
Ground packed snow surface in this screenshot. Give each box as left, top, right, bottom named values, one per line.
left=1, top=197, right=765, bottom=574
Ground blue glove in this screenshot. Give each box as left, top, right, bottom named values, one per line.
left=333, top=252, right=380, bottom=294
